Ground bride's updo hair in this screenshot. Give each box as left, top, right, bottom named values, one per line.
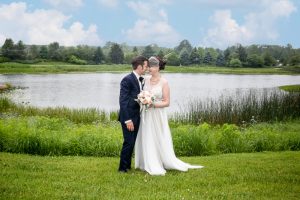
left=155, top=56, right=167, bottom=70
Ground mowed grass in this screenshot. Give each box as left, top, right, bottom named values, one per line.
left=0, top=151, right=299, bottom=199
left=0, top=62, right=299, bottom=74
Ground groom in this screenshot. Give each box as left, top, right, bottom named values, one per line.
left=118, top=55, right=148, bottom=173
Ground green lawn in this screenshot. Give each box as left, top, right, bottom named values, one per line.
left=0, top=62, right=299, bottom=74
left=0, top=151, right=299, bottom=199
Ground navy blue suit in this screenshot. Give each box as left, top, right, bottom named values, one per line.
left=118, top=72, right=141, bottom=171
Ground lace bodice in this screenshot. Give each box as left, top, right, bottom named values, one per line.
left=144, top=76, right=163, bottom=101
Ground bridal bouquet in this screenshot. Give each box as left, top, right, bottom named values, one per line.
left=135, top=90, right=155, bottom=112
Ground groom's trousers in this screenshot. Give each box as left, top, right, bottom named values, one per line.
left=119, top=122, right=140, bottom=171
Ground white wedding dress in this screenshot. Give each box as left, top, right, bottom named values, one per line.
left=135, top=76, right=203, bottom=175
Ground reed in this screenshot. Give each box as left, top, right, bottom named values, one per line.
left=0, top=97, right=117, bottom=124
left=171, top=89, right=300, bottom=125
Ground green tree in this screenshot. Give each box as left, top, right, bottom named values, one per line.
left=263, top=52, right=276, bottom=66
left=247, top=54, right=264, bottom=68
left=133, top=46, right=138, bottom=54
left=189, top=47, right=201, bottom=65
left=180, top=50, right=190, bottom=66
left=166, top=52, right=180, bottom=66
left=229, top=58, right=242, bottom=68
left=75, top=45, right=94, bottom=62
left=15, top=40, right=26, bottom=60
left=93, top=47, right=105, bottom=64
left=175, top=39, right=193, bottom=54
left=48, top=42, right=61, bottom=60
left=247, top=45, right=261, bottom=55
left=109, top=43, right=124, bottom=64
left=216, top=53, right=225, bottom=66
left=198, top=47, right=205, bottom=61
left=28, top=45, right=39, bottom=60
left=236, top=44, right=247, bottom=63
left=289, top=54, right=300, bottom=66
left=142, top=45, right=155, bottom=58
left=124, top=53, right=136, bottom=64
left=203, top=51, right=213, bottom=65
left=60, top=46, right=77, bottom=62
left=205, top=48, right=218, bottom=63
left=1, top=38, right=15, bottom=59
left=224, top=47, right=231, bottom=64
left=39, top=46, right=48, bottom=59
left=157, top=50, right=164, bottom=59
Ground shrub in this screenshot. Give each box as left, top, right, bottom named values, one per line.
left=68, top=55, right=87, bottom=65
left=0, top=56, right=10, bottom=63
left=229, top=58, right=242, bottom=68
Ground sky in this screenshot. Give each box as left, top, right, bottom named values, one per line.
left=0, top=0, right=299, bottom=49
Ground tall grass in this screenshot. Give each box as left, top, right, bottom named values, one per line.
left=0, top=116, right=122, bottom=156
left=2, top=89, right=299, bottom=125
left=0, top=116, right=299, bottom=156
left=171, top=89, right=300, bottom=125
left=0, top=97, right=118, bottom=123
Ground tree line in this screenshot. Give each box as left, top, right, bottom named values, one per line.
left=1, top=38, right=300, bottom=67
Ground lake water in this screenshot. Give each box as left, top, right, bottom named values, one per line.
left=1, top=73, right=299, bottom=113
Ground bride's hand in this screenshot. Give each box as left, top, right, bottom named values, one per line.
left=148, top=102, right=154, bottom=108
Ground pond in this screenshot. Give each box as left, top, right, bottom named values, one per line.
left=1, top=73, right=299, bottom=113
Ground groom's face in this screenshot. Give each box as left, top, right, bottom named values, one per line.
left=141, top=61, right=149, bottom=75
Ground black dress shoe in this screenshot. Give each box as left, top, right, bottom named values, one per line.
left=118, top=169, right=127, bottom=173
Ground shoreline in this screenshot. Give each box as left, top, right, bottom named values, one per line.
left=0, top=62, right=299, bottom=75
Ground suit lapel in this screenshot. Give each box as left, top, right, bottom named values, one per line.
left=131, top=72, right=140, bottom=91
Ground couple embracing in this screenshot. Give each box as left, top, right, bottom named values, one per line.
left=118, top=55, right=203, bottom=176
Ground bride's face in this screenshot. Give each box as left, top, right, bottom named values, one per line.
left=149, top=65, right=159, bottom=75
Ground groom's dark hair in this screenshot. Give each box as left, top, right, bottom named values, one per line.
left=131, top=55, right=148, bottom=70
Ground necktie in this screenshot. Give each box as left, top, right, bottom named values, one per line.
left=139, top=77, right=144, bottom=90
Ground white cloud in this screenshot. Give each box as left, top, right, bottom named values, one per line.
left=127, top=1, right=152, bottom=20
left=97, top=0, right=119, bottom=8
left=44, top=0, right=83, bottom=10
left=201, top=0, right=297, bottom=48
left=0, top=2, right=102, bottom=46
left=201, top=10, right=252, bottom=48
left=188, top=0, right=262, bottom=8
left=152, top=0, right=172, bottom=5
left=125, top=1, right=181, bottom=46
left=125, top=19, right=180, bottom=46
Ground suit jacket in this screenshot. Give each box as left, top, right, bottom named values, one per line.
left=118, top=72, right=141, bottom=125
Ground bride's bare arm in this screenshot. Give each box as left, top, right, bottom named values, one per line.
left=153, top=79, right=170, bottom=108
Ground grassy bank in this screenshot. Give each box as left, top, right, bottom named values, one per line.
left=0, top=151, right=299, bottom=199
left=0, top=116, right=299, bottom=156
left=0, top=83, right=13, bottom=93
left=1, top=62, right=299, bottom=74
left=279, top=84, right=300, bottom=92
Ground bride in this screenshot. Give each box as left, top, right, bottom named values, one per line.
left=135, top=56, right=204, bottom=175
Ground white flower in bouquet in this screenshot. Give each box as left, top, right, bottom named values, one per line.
left=136, top=90, right=155, bottom=112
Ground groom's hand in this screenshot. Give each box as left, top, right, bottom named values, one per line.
left=126, top=121, right=134, bottom=132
